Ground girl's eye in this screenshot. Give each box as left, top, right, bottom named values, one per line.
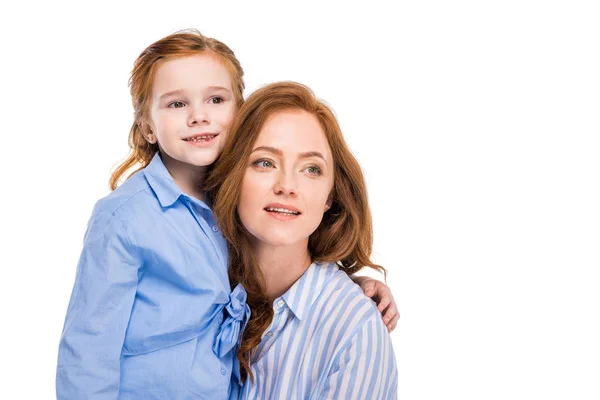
left=209, top=96, right=224, bottom=104
left=304, top=165, right=322, bottom=175
left=168, top=101, right=186, bottom=108
left=253, top=159, right=274, bottom=168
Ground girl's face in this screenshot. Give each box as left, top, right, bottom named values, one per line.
left=148, top=54, right=236, bottom=169
left=238, top=110, right=335, bottom=248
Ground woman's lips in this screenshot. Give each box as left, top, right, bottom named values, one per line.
left=264, top=208, right=301, bottom=221
left=264, top=205, right=301, bottom=221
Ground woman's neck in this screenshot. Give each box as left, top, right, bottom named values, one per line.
left=160, top=152, right=207, bottom=201
left=254, top=240, right=312, bottom=301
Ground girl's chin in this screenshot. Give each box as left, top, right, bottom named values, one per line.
left=183, top=155, right=219, bottom=169
left=160, top=149, right=219, bottom=169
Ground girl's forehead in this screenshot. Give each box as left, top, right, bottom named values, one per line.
left=153, top=54, right=233, bottom=93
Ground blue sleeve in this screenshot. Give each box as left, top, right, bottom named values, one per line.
left=56, top=209, right=141, bottom=399
left=321, top=316, right=398, bottom=399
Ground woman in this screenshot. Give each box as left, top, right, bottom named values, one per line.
left=208, top=81, right=398, bottom=399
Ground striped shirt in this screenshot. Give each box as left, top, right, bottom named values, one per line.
left=231, top=261, right=398, bottom=399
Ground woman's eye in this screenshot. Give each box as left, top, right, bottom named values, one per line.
left=253, top=159, right=274, bottom=168
left=168, top=101, right=186, bottom=108
left=209, top=96, right=224, bottom=104
left=305, top=165, right=322, bottom=175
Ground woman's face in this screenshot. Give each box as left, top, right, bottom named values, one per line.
left=147, top=54, right=236, bottom=168
left=238, top=110, right=335, bottom=248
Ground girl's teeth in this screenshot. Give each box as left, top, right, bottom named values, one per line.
left=187, top=135, right=216, bottom=142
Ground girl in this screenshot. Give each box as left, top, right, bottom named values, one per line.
left=56, top=30, right=397, bottom=399
left=208, top=81, right=398, bottom=399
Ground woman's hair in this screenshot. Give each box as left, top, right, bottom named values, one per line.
left=205, top=81, right=385, bottom=382
left=109, top=29, right=245, bottom=190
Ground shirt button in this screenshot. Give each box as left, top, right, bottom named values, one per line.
left=277, top=300, right=285, bottom=308
left=220, top=367, right=227, bottom=375
left=265, top=332, right=273, bottom=338
left=212, top=225, right=219, bottom=232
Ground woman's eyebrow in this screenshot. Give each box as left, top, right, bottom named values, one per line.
left=251, top=147, right=327, bottom=163
left=299, top=151, right=327, bottom=163
left=251, top=146, right=282, bottom=156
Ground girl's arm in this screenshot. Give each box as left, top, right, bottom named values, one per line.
left=56, top=210, right=140, bottom=399
left=351, top=276, right=400, bottom=332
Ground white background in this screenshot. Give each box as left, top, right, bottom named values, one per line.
left=1, top=1, right=599, bottom=398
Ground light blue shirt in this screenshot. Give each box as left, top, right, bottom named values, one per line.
left=231, top=262, right=398, bottom=400
left=56, top=153, right=250, bottom=400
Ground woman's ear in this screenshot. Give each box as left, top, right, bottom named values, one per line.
left=325, top=193, right=333, bottom=211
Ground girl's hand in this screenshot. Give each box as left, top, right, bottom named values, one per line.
left=357, top=277, right=400, bottom=333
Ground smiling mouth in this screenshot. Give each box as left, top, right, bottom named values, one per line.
left=183, top=134, right=218, bottom=142
left=264, top=207, right=301, bottom=216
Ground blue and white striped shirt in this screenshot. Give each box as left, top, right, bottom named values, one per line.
left=231, top=262, right=398, bottom=399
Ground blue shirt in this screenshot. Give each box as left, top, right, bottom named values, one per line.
left=56, top=153, right=250, bottom=400
left=231, top=262, right=398, bottom=400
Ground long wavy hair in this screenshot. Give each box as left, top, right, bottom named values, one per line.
left=109, top=29, right=245, bottom=190
left=205, top=81, right=385, bottom=382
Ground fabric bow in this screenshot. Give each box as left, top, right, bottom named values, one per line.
left=213, top=283, right=251, bottom=359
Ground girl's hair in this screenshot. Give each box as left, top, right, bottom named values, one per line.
left=205, top=81, right=385, bottom=382
left=109, top=29, right=245, bottom=190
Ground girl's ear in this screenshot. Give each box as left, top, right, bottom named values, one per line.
left=139, top=120, right=156, bottom=144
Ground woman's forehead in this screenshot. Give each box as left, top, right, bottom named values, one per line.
left=254, top=111, right=332, bottom=158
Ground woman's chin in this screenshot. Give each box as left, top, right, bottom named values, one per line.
left=253, top=233, right=309, bottom=249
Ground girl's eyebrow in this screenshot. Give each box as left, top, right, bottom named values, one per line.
left=159, top=86, right=232, bottom=101
left=159, top=89, right=186, bottom=101
left=251, top=146, right=327, bottom=163
left=206, top=86, right=232, bottom=93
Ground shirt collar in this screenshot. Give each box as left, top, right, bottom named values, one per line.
left=143, top=152, right=184, bottom=208
left=280, top=261, right=339, bottom=320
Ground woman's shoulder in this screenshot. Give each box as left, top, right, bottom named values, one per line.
left=322, top=269, right=392, bottom=358
left=315, top=263, right=384, bottom=337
